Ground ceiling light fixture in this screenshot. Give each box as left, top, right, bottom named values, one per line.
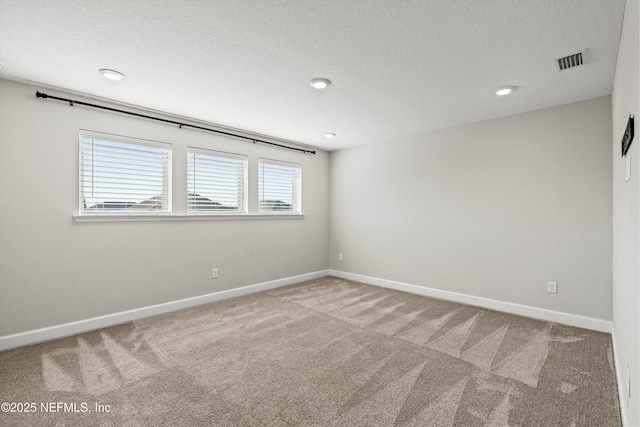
left=99, top=68, right=125, bottom=81
left=493, top=86, right=516, bottom=96
left=325, top=133, right=336, bottom=138
left=310, top=78, right=331, bottom=89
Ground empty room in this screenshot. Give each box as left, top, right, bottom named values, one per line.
left=0, top=0, right=638, bottom=426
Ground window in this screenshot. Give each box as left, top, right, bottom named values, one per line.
left=79, top=131, right=171, bottom=214
left=76, top=130, right=303, bottom=221
left=258, top=159, right=301, bottom=213
left=187, top=148, right=247, bottom=213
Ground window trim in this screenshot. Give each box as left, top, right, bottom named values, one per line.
left=73, top=213, right=304, bottom=222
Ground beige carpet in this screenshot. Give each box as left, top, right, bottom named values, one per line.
left=0, top=276, right=621, bottom=426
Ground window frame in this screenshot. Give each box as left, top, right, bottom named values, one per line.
left=186, top=147, right=248, bottom=215
left=258, top=158, right=302, bottom=214
left=78, top=130, right=172, bottom=216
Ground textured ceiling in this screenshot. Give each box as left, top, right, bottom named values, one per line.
left=0, top=0, right=626, bottom=151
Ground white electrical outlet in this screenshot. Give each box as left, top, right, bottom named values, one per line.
left=338, top=253, right=343, bottom=261
left=547, top=281, right=557, bottom=294
left=626, top=155, right=631, bottom=182
left=212, top=268, right=218, bottom=279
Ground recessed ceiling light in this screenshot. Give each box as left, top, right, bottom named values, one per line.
left=310, top=78, right=331, bottom=89
left=325, top=133, right=336, bottom=138
left=99, top=68, right=125, bottom=81
left=493, top=86, right=516, bottom=96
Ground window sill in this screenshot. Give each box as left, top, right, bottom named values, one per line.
left=73, top=213, right=304, bottom=223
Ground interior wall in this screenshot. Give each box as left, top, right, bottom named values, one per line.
left=611, top=0, right=640, bottom=424
left=0, top=78, right=330, bottom=337
left=330, top=96, right=613, bottom=321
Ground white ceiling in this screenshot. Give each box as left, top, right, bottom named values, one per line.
left=0, top=0, right=626, bottom=151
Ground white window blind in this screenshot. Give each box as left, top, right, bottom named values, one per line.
left=258, top=159, right=301, bottom=213
left=187, top=148, right=247, bottom=213
left=79, top=131, right=172, bottom=214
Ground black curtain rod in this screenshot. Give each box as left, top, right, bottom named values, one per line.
left=35, top=91, right=316, bottom=155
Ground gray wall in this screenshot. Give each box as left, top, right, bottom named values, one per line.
left=0, top=79, right=330, bottom=336
left=330, top=96, right=613, bottom=321
left=611, top=0, right=639, bottom=424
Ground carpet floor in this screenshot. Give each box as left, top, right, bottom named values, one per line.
left=0, top=276, right=621, bottom=426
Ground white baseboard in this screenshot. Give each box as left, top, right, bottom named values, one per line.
left=611, top=329, right=629, bottom=426
left=1, top=269, right=613, bottom=352
left=329, top=270, right=612, bottom=333
left=0, top=270, right=329, bottom=352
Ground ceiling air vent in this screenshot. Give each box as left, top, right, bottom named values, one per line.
left=555, top=49, right=587, bottom=72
